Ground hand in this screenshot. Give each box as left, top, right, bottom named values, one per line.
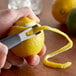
left=0, top=7, right=46, bottom=70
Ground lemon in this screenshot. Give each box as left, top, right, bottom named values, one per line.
left=8, top=17, right=73, bottom=69
left=52, top=0, right=76, bottom=24
left=8, top=17, right=44, bottom=57
left=66, top=9, right=76, bottom=35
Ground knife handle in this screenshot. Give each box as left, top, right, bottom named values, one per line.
left=0, top=34, right=21, bottom=50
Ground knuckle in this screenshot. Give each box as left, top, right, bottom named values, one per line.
left=6, top=9, right=16, bottom=15
left=26, top=7, right=32, bottom=12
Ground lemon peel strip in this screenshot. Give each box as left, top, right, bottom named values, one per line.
left=27, top=26, right=73, bottom=69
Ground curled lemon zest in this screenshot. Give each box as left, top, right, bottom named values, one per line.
left=27, top=26, right=73, bottom=69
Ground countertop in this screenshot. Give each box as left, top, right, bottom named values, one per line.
left=0, top=0, right=76, bottom=76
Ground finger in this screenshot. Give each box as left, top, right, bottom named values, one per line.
left=16, top=7, right=40, bottom=23
left=7, top=51, right=25, bottom=67
left=38, top=44, right=47, bottom=56
left=3, top=61, right=12, bottom=69
left=25, top=55, right=40, bottom=66
left=0, top=8, right=40, bottom=37
left=0, top=9, right=18, bottom=37
left=0, top=42, right=8, bottom=69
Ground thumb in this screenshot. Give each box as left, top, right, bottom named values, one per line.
left=0, top=42, right=8, bottom=69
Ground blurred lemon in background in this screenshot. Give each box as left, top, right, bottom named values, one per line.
left=66, top=9, right=76, bottom=35
left=52, top=0, right=76, bottom=24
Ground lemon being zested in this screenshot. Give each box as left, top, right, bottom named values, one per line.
left=8, top=17, right=73, bottom=69
left=8, top=17, right=44, bottom=57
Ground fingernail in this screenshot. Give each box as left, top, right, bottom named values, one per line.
left=4, top=62, right=12, bottom=69
left=16, top=59, right=26, bottom=67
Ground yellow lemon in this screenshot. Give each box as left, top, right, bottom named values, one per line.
left=52, top=0, right=76, bottom=24
left=8, top=17, right=73, bottom=69
left=8, top=17, right=44, bottom=57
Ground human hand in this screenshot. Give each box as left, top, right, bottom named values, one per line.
left=0, top=7, right=46, bottom=70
